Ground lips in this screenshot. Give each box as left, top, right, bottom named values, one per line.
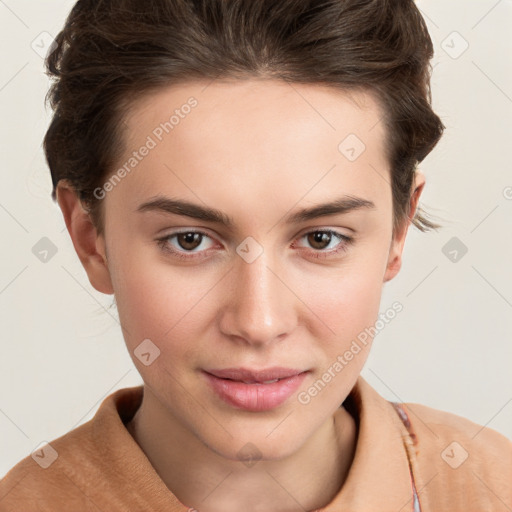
left=203, top=367, right=309, bottom=411
left=203, top=368, right=308, bottom=412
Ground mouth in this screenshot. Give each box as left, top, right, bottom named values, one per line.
left=231, top=378, right=282, bottom=384
left=204, top=367, right=307, bottom=383
left=202, top=367, right=309, bottom=411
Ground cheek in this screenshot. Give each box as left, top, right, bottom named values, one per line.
left=296, top=252, right=387, bottom=334
left=113, top=272, right=170, bottom=342
left=110, top=251, right=217, bottom=364
left=290, top=252, right=388, bottom=390
left=110, top=268, right=204, bottom=395
left=329, top=271, right=382, bottom=331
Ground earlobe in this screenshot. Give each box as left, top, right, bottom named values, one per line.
left=383, top=169, right=426, bottom=283
left=56, top=181, right=114, bottom=295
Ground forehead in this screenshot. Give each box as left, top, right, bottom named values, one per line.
left=112, top=79, right=390, bottom=211
left=123, top=79, right=386, bottom=148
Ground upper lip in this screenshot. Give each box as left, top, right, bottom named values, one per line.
left=204, top=367, right=307, bottom=383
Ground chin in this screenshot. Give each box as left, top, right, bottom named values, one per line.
left=198, top=425, right=308, bottom=465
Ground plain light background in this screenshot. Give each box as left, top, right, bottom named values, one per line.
left=1, top=0, right=511, bottom=478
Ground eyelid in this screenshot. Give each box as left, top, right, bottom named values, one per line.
left=294, top=225, right=353, bottom=241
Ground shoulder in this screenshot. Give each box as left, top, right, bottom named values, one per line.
left=403, top=400, right=512, bottom=459
left=0, top=423, right=97, bottom=510
left=397, top=401, right=512, bottom=511
left=0, top=386, right=144, bottom=511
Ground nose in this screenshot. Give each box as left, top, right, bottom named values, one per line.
left=218, top=248, right=297, bottom=347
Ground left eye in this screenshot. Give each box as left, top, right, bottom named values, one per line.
left=297, top=230, right=347, bottom=251
left=169, top=231, right=212, bottom=251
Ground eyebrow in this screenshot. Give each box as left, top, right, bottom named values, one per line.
left=136, top=195, right=376, bottom=228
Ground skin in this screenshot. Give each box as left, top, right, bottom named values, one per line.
left=57, top=79, right=425, bottom=512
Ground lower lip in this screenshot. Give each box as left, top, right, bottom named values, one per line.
left=203, top=371, right=308, bottom=412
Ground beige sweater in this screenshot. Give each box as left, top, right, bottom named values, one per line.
left=1, top=376, right=510, bottom=511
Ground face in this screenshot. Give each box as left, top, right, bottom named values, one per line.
left=75, top=79, right=412, bottom=461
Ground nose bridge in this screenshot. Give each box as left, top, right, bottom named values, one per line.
left=221, top=248, right=295, bottom=345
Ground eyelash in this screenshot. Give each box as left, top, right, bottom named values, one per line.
left=156, top=229, right=354, bottom=261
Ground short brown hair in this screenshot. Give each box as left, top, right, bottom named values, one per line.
left=44, top=0, right=445, bottom=236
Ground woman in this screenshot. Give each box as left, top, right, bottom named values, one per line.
left=1, top=0, right=510, bottom=510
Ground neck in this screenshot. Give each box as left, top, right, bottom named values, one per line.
left=126, top=389, right=357, bottom=512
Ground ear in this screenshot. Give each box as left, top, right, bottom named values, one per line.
left=56, top=180, right=114, bottom=295
left=383, top=169, right=426, bottom=283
